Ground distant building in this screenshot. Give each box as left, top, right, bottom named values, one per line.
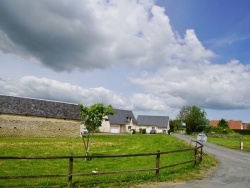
left=242, top=123, right=250, bottom=130
left=137, top=115, right=170, bottom=134
left=210, top=120, right=243, bottom=130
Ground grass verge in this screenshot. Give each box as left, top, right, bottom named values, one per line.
left=207, top=135, right=250, bottom=151
left=0, top=134, right=217, bottom=187
left=188, top=133, right=250, bottom=151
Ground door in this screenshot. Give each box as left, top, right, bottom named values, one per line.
left=110, top=126, right=119, bottom=133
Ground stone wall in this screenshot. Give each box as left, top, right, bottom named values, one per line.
left=0, top=114, right=81, bottom=137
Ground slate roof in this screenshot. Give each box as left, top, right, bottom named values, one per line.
left=137, top=115, right=169, bottom=128
left=108, top=109, right=137, bottom=125
left=0, top=95, right=81, bottom=120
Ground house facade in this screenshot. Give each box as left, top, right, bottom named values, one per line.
left=100, top=109, right=137, bottom=133
left=137, top=115, right=170, bottom=133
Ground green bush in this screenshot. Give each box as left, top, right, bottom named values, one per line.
left=233, top=129, right=250, bottom=135
left=203, top=126, right=235, bottom=135
left=139, top=128, right=147, bottom=134
left=142, top=129, right=146, bottom=134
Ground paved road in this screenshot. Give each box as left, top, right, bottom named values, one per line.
left=166, top=133, right=250, bottom=188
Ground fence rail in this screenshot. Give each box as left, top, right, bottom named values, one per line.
left=0, top=140, right=203, bottom=187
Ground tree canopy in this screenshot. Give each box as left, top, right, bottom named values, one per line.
left=176, top=105, right=209, bottom=134
left=78, top=103, right=114, bottom=132
left=169, top=119, right=183, bottom=132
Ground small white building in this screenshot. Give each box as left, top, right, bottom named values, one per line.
left=100, top=109, right=137, bottom=133
left=137, top=115, right=170, bottom=134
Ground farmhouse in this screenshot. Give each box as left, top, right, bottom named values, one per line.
left=100, top=109, right=137, bottom=133
left=0, top=95, right=81, bottom=137
left=137, top=115, right=170, bottom=134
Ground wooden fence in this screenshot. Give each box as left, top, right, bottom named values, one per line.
left=0, top=140, right=203, bottom=187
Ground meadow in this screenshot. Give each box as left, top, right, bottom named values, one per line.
left=0, top=134, right=217, bottom=187
left=206, top=135, right=250, bottom=151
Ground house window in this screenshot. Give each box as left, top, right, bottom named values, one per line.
left=127, top=117, right=132, bottom=122
left=128, top=126, right=131, bottom=130
left=152, top=127, right=155, bottom=130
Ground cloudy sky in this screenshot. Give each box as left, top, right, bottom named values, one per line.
left=1, top=0, right=250, bottom=122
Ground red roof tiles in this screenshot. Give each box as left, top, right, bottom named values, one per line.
left=210, top=120, right=243, bottom=130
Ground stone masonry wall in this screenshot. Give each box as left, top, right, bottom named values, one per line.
left=0, top=114, right=81, bottom=137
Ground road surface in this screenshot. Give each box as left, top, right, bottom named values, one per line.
left=167, top=133, right=250, bottom=188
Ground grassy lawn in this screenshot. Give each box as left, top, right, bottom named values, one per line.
left=207, top=135, right=250, bottom=151
left=0, top=134, right=217, bottom=187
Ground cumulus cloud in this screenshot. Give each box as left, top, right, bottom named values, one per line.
left=0, top=0, right=215, bottom=72
left=129, top=60, right=250, bottom=110
left=131, top=93, right=168, bottom=111
left=1, top=0, right=249, bottom=114
left=0, top=76, right=127, bottom=108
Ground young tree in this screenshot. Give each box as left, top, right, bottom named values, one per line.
left=78, top=103, right=115, bottom=157
left=176, top=105, right=209, bottom=134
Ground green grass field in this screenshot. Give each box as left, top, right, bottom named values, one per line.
left=0, top=134, right=217, bottom=187
left=207, top=135, right=250, bottom=151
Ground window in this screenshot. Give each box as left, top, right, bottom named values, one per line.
left=152, top=127, right=155, bottom=130
left=127, top=117, right=132, bottom=122
left=128, top=126, right=131, bottom=130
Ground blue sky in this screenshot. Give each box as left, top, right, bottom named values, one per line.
left=0, top=0, right=250, bottom=122
left=158, top=0, right=250, bottom=64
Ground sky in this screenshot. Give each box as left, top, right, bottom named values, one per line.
left=0, top=0, right=250, bottom=122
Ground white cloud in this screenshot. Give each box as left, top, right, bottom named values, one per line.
left=0, top=0, right=215, bottom=72
left=0, top=76, right=127, bottom=108
left=131, top=93, right=168, bottom=111
left=0, top=0, right=249, bottom=116
left=129, top=60, right=250, bottom=109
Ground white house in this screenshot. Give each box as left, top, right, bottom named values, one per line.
left=137, top=115, right=170, bottom=133
left=99, top=109, right=137, bottom=133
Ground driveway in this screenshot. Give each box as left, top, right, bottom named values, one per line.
left=165, top=133, right=250, bottom=188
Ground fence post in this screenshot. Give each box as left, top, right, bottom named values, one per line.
left=68, top=153, right=74, bottom=188
left=240, top=136, right=244, bottom=150
left=155, top=150, right=160, bottom=179
left=194, top=147, right=197, bottom=166
left=200, top=146, right=203, bottom=162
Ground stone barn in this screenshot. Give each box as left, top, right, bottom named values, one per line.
left=0, top=95, right=82, bottom=137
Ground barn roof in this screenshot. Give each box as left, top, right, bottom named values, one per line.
left=137, top=115, right=169, bottom=128
left=0, top=95, right=81, bottom=120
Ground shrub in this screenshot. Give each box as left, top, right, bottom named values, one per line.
left=203, top=126, right=235, bottom=135
left=142, top=129, right=146, bottom=134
